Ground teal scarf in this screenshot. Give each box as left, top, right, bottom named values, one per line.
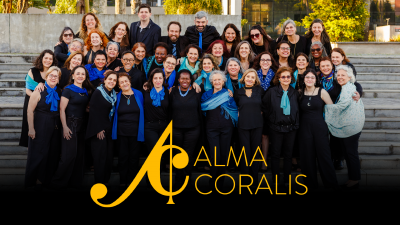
left=201, top=88, right=238, bottom=126
left=225, top=73, right=243, bottom=94
left=178, top=57, right=200, bottom=75
left=194, top=70, right=213, bottom=91
left=25, top=74, right=39, bottom=90
left=291, top=70, right=298, bottom=89
left=280, top=90, right=290, bottom=115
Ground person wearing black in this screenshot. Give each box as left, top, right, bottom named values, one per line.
left=309, top=41, right=328, bottom=75
left=109, top=22, right=130, bottom=58
left=221, top=23, right=241, bottom=57
left=25, top=67, right=62, bottom=190
left=105, top=41, right=123, bottom=71
left=131, top=42, right=148, bottom=75
left=86, top=71, right=117, bottom=185
left=19, top=49, right=57, bottom=148
left=169, top=70, right=202, bottom=189
left=129, top=4, right=161, bottom=55
left=85, top=50, right=108, bottom=88
left=234, top=41, right=255, bottom=71
left=59, top=51, right=84, bottom=89
left=145, top=42, right=168, bottom=76
left=305, top=19, right=332, bottom=56
left=163, top=55, right=179, bottom=89
left=112, top=73, right=144, bottom=188
left=160, top=21, right=190, bottom=58
left=184, top=11, right=220, bottom=51
left=83, top=29, right=108, bottom=65
left=234, top=69, right=265, bottom=188
left=119, top=51, right=147, bottom=91
left=276, top=19, right=307, bottom=57
left=274, top=41, right=294, bottom=68
left=54, top=27, right=75, bottom=68
left=51, top=65, right=93, bottom=189
left=262, top=67, right=299, bottom=186
left=204, top=40, right=229, bottom=71
left=245, top=25, right=276, bottom=56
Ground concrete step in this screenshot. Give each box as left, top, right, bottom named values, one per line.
left=359, top=142, right=400, bottom=155
left=0, top=63, right=33, bottom=71
left=359, top=155, right=400, bottom=170
left=363, top=90, right=400, bottom=99
left=363, top=98, right=400, bottom=117
left=349, top=56, right=400, bottom=65
left=0, top=105, right=23, bottom=117
left=0, top=129, right=20, bottom=140
left=359, top=81, right=400, bottom=90
left=354, top=65, right=400, bottom=73
left=0, top=88, right=25, bottom=96
left=0, top=71, right=28, bottom=79
left=364, top=117, right=400, bottom=129
left=0, top=80, right=25, bottom=88
left=356, top=73, right=400, bottom=81
left=0, top=117, right=22, bottom=128
left=360, top=129, right=400, bottom=142
left=0, top=142, right=27, bottom=155
left=0, top=54, right=37, bottom=64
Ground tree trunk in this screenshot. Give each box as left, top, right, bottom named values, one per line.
left=364, top=0, right=371, bottom=41
left=131, top=0, right=138, bottom=14
left=116, top=0, right=126, bottom=14
left=85, top=0, right=90, bottom=13
left=17, top=0, right=29, bottom=13
left=93, top=0, right=107, bottom=14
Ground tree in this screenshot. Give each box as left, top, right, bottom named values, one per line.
left=53, top=0, right=77, bottom=14
left=302, top=0, right=370, bottom=42
left=163, top=0, right=222, bottom=15
left=1, top=0, right=52, bottom=13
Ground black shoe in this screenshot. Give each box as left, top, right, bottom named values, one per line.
left=341, top=182, right=359, bottom=190
left=334, top=160, right=344, bottom=170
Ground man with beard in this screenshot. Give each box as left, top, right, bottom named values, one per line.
left=184, top=11, right=220, bottom=51
left=160, top=21, right=190, bottom=58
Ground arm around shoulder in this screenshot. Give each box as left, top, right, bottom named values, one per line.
left=321, top=88, right=333, bottom=105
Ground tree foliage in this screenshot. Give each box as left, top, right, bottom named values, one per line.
left=163, top=0, right=222, bottom=15
left=1, top=0, right=52, bottom=13
left=302, top=0, right=370, bottom=42
left=53, top=0, right=77, bottom=14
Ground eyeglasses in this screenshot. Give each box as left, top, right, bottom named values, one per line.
left=123, top=59, right=134, bottom=62
left=280, top=47, right=290, bottom=51
left=48, top=75, right=58, bottom=79
left=250, top=33, right=260, bottom=39
left=280, top=76, right=291, bottom=80
left=165, top=61, right=176, bottom=66
left=63, top=33, right=73, bottom=37
left=304, top=76, right=316, bottom=79
left=260, top=59, right=271, bottom=62
left=311, top=48, right=321, bottom=52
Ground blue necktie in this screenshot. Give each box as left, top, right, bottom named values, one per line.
left=199, top=32, right=202, bottom=50
left=172, top=44, right=176, bottom=57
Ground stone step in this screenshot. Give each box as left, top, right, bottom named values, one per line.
left=363, top=90, right=400, bottom=99
left=359, top=155, right=400, bottom=170
left=0, top=54, right=37, bottom=64
left=349, top=56, right=400, bottom=65
left=0, top=142, right=27, bottom=155
left=359, top=81, right=400, bottom=90
left=0, top=104, right=23, bottom=117
left=0, top=117, right=22, bottom=128
left=356, top=73, right=400, bottom=81
left=0, top=63, right=33, bottom=71
left=0, top=88, right=25, bottom=96
left=0, top=71, right=27, bottom=79
left=0, top=80, right=25, bottom=88
left=364, top=98, right=400, bottom=117
left=359, top=142, right=400, bottom=155
left=364, top=117, right=400, bottom=129
left=354, top=65, right=400, bottom=73
left=0, top=129, right=21, bottom=140
left=360, top=129, right=400, bottom=142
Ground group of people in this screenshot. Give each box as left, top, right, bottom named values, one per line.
left=21, top=4, right=365, bottom=192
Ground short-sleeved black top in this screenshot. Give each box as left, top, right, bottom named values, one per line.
left=117, top=94, right=140, bottom=136
left=62, top=88, right=89, bottom=118
left=234, top=85, right=264, bottom=129
left=142, top=87, right=169, bottom=122
left=59, top=68, right=71, bottom=90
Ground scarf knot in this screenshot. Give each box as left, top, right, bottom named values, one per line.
left=195, top=70, right=213, bottom=91
left=280, top=90, right=291, bottom=115
left=97, top=84, right=117, bottom=121
left=178, top=57, right=200, bottom=75
left=64, top=84, right=88, bottom=96
left=201, top=89, right=238, bottom=126
left=85, top=63, right=107, bottom=82
left=44, top=82, right=60, bottom=112
left=321, top=70, right=334, bottom=92
left=150, top=87, right=165, bottom=107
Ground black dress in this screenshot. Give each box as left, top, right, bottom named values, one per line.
left=19, top=68, right=45, bottom=147
left=147, top=59, right=163, bottom=76
left=24, top=87, right=62, bottom=188
left=59, top=68, right=71, bottom=90
left=119, top=67, right=147, bottom=91
left=218, top=56, right=228, bottom=71
left=54, top=42, right=69, bottom=68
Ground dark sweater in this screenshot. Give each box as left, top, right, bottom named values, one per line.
left=142, top=87, right=169, bottom=122
left=54, top=42, right=69, bottom=68
left=169, top=87, right=202, bottom=129
left=234, top=85, right=265, bottom=129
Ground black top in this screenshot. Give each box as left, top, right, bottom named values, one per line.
left=169, top=87, right=202, bottom=129
left=84, top=47, right=105, bottom=65
left=250, top=40, right=277, bottom=56
left=85, top=87, right=114, bottom=139
left=59, top=68, right=71, bottom=90
left=75, top=31, right=110, bottom=41
left=129, top=20, right=161, bottom=55
left=305, top=37, right=332, bottom=56
left=295, top=71, right=305, bottom=90
left=116, top=44, right=130, bottom=59
left=36, top=87, right=62, bottom=114
left=300, top=87, right=324, bottom=120
left=274, top=55, right=295, bottom=68
left=30, top=67, right=45, bottom=90
left=218, top=56, right=228, bottom=71
left=142, top=87, right=169, bottom=122
left=148, top=60, right=163, bottom=75
left=135, top=61, right=146, bottom=74
left=184, top=25, right=221, bottom=50
left=203, top=88, right=233, bottom=129
left=62, top=88, right=89, bottom=118
left=117, top=94, right=139, bottom=137
left=160, top=36, right=190, bottom=57
left=119, top=67, right=147, bottom=91
left=276, top=35, right=307, bottom=58
left=107, top=58, right=123, bottom=71
left=234, top=86, right=265, bottom=129
left=310, top=58, right=321, bottom=74
left=165, top=71, right=179, bottom=88
left=54, top=42, right=69, bottom=68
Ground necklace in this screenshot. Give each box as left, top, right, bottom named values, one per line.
left=79, top=93, right=84, bottom=96
left=306, top=87, right=317, bottom=106
left=179, top=86, right=190, bottom=97
left=123, top=93, right=132, bottom=105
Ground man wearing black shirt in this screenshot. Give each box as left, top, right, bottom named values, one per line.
left=184, top=11, right=220, bottom=51
left=160, top=21, right=190, bottom=58
left=129, top=4, right=161, bottom=55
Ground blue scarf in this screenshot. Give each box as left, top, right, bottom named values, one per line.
left=85, top=63, right=107, bottom=82
left=150, top=87, right=165, bottom=107
left=257, top=69, right=275, bottom=91
left=291, top=70, right=298, bottom=89
left=201, top=88, right=238, bottom=126
left=142, top=57, right=148, bottom=78
left=225, top=72, right=243, bottom=93
left=218, top=56, right=224, bottom=68
left=25, top=74, right=39, bottom=90
left=163, top=68, right=176, bottom=90
left=178, top=57, right=200, bottom=75
left=97, top=84, right=117, bottom=121
left=67, top=52, right=71, bottom=56
left=321, top=70, right=334, bottom=92
left=112, top=88, right=144, bottom=142
left=194, top=70, right=213, bottom=91
left=64, top=84, right=88, bottom=96
left=280, top=89, right=290, bottom=115
left=145, top=55, right=155, bottom=76
left=44, top=82, right=60, bottom=112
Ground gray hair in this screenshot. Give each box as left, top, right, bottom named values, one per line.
left=224, top=57, right=245, bottom=75
left=282, top=19, right=297, bottom=35
left=106, top=41, right=120, bottom=53
left=308, top=41, right=328, bottom=60
left=195, top=11, right=208, bottom=20
left=336, top=65, right=356, bottom=83
left=72, top=38, right=84, bottom=51
left=209, top=70, right=227, bottom=85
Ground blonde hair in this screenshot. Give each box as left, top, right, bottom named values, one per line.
left=239, top=68, right=261, bottom=86
left=46, top=66, right=62, bottom=80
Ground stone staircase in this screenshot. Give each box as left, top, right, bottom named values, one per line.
left=0, top=54, right=399, bottom=189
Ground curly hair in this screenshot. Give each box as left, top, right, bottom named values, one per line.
left=244, top=25, right=275, bottom=53
left=195, top=54, right=220, bottom=75
left=144, top=68, right=167, bottom=92
left=108, top=22, right=130, bottom=49
left=77, top=13, right=104, bottom=41
left=180, top=44, right=202, bottom=59
left=66, top=65, right=94, bottom=95
left=252, top=51, right=278, bottom=72
left=204, top=40, right=230, bottom=58
left=85, top=29, right=109, bottom=51
left=33, top=49, right=58, bottom=72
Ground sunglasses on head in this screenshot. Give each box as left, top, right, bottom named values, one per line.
left=311, top=48, right=321, bottom=52
left=250, top=33, right=260, bottom=39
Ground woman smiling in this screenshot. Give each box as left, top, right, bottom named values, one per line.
left=84, top=50, right=108, bottom=88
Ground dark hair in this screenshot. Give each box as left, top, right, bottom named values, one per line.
left=138, top=4, right=151, bottom=13
left=293, top=52, right=310, bottom=71
left=64, top=51, right=84, bottom=69
left=165, top=54, right=176, bottom=60
left=117, top=72, right=131, bottom=88
left=144, top=68, right=166, bottom=92
left=67, top=65, right=94, bottom=94
left=320, top=56, right=333, bottom=66
left=108, top=22, right=130, bottom=48
left=305, top=19, right=331, bottom=46
left=167, top=21, right=181, bottom=32
left=153, top=42, right=169, bottom=53
left=252, top=51, right=278, bottom=72
left=298, top=68, right=321, bottom=100
left=221, top=23, right=241, bottom=53
left=181, top=44, right=202, bottom=58
left=245, top=25, right=275, bottom=53
left=205, top=40, right=230, bottom=58
left=33, top=49, right=58, bottom=72
left=94, top=50, right=108, bottom=61
left=177, top=69, right=194, bottom=84
left=59, top=27, right=75, bottom=43
left=332, top=48, right=350, bottom=65
left=196, top=54, right=220, bottom=76
left=121, top=50, right=135, bottom=59
left=131, top=42, right=148, bottom=58
left=100, top=70, right=118, bottom=88
left=272, top=66, right=294, bottom=86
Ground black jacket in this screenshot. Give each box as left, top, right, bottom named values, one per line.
left=160, top=36, right=190, bottom=57
left=184, top=25, right=220, bottom=50
left=129, top=19, right=161, bottom=55
left=305, top=37, right=332, bottom=56
left=262, top=85, right=299, bottom=133
left=54, top=42, right=69, bottom=68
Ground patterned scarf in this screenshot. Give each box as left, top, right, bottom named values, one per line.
left=257, top=68, right=275, bottom=91
left=321, top=70, right=334, bottom=92
left=97, top=84, right=117, bottom=121
left=44, top=82, right=60, bottom=112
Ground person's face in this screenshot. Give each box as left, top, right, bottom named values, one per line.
left=239, top=43, right=250, bottom=59
left=72, top=67, right=86, bottom=85
left=277, top=43, right=290, bottom=58
left=178, top=73, right=191, bottom=89
left=90, top=33, right=101, bottom=47
left=337, top=70, right=350, bottom=86
left=312, top=22, right=323, bottom=37
left=85, top=15, right=96, bottom=30
left=331, top=52, right=345, bottom=66
left=122, top=53, right=135, bottom=70
left=69, top=41, right=82, bottom=53
left=320, top=60, right=333, bottom=76
left=134, top=47, right=146, bottom=61
left=279, top=71, right=292, bottom=86
left=94, top=55, right=106, bottom=69
left=70, top=54, right=83, bottom=70
left=46, top=70, right=59, bottom=86
left=155, top=47, right=167, bottom=64
left=212, top=74, right=224, bottom=90
left=304, top=72, right=316, bottom=87
left=118, top=76, right=131, bottom=91
left=296, top=55, right=308, bottom=70
left=107, top=44, right=119, bottom=58
left=164, top=57, right=177, bottom=73
left=152, top=73, right=164, bottom=88
left=227, top=61, right=240, bottom=75
left=104, top=74, right=117, bottom=90
left=250, top=29, right=263, bottom=44
left=202, top=58, right=214, bottom=73
left=168, top=24, right=180, bottom=42
left=62, top=30, right=74, bottom=44
left=311, top=44, right=322, bottom=59
left=212, top=44, right=223, bottom=57
left=285, top=23, right=296, bottom=36
left=187, top=48, right=199, bottom=64
left=42, top=53, right=53, bottom=68
left=244, top=72, right=256, bottom=87
left=115, top=24, right=127, bottom=39
left=260, top=54, right=272, bottom=70
left=138, top=8, right=151, bottom=21
left=195, top=17, right=208, bottom=32
left=225, top=28, right=236, bottom=43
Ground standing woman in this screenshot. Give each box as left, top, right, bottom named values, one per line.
left=275, top=41, right=294, bottom=68
left=132, top=42, right=148, bottom=75
left=234, top=69, right=264, bottom=187
left=309, top=41, right=328, bottom=75
left=85, top=50, right=108, bottom=88
left=19, top=49, right=57, bottom=148
left=293, top=52, right=310, bottom=90
left=119, top=51, right=146, bottom=91
left=145, top=42, right=169, bottom=77
left=201, top=70, right=238, bottom=190
left=205, top=40, right=229, bottom=71
left=112, top=73, right=144, bottom=188
left=262, top=67, right=299, bottom=186
left=163, top=55, right=178, bottom=89
left=54, top=27, right=75, bottom=68
left=51, top=65, right=94, bottom=189
left=76, top=12, right=106, bottom=42
left=59, top=51, right=84, bottom=89
left=305, top=19, right=332, bottom=56
left=86, top=71, right=117, bottom=185
left=25, top=67, right=62, bottom=189
left=245, top=25, right=276, bottom=56
left=331, top=48, right=357, bottom=78
left=109, top=22, right=130, bottom=58
left=106, top=41, right=123, bottom=71
left=177, top=44, right=202, bottom=75
left=234, top=41, right=255, bottom=71
left=277, top=19, right=307, bottom=57
left=221, top=23, right=241, bottom=57
left=83, top=29, right=109, bottom=65
left=194, top=54, right=220, bottom=92
left=224, top=57, right=245, bottom=94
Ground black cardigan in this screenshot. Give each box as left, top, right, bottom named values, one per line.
left=54, top=42, right=69, bottom=68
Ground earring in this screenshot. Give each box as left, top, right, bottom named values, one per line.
left=100, top=41, right=103, bottom=45
left=124, top=35, right=126, bottom=37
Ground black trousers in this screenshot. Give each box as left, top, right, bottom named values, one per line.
left=117, top=136, right=141, bottom=185
left=238, top=127, right=263, bottom=187
left=228, top=127, right=240, bottom=169
left=207, top=125, right=233, bottom=189
left=330, top=133, right=343, bottom=161
left=90, top=129, right=114, bottom=184
left=269, top=129, right=297, bottom=184
left=338, top=132, right=362, bottom=180
left=173, top=126, right=201, bottom=187
left=51, top=117, right=85, bottom=188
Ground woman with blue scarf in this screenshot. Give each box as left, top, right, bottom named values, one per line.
left=194, top=54, right=220, bottom=92
left=177, top=44, right=201, bottom=75
left=201, top=70, right=238, bottom=191
left=85, top=71, right=118, bottom=185
left=262, top=67, right=299, bottom=187
left=51, top=65, right=94, bottom=189
left=84, top=50, right=108, bottom=88
left=163, top=55, right=178, bottom=89
left=111, top=73, right=144, bottom=188
left=145, top=42, right=168, bottom=77
left=25, top=67, right=62, bottom=190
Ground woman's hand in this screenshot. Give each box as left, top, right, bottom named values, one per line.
left=114, top=66, right=121, bottom=72
left=63, top=126, right=72, bottom=140
left=28, top=129, right=36, bottom=140
left=34, top=82, right=45, bottom=92
left=228, top=89, right=233, bottom=97
left=177, top=58, right=181, bottom=65
left=143, top=82, right=148, bottom=91
left=352, top=91, right=360, bottom=102
left=192, top=83, right=201, bottom=93
left=54, top=41, right=61, bottom=47
left=169, top=86, right=174, bottom=93
left=97, top=130, right=105, bottom=140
